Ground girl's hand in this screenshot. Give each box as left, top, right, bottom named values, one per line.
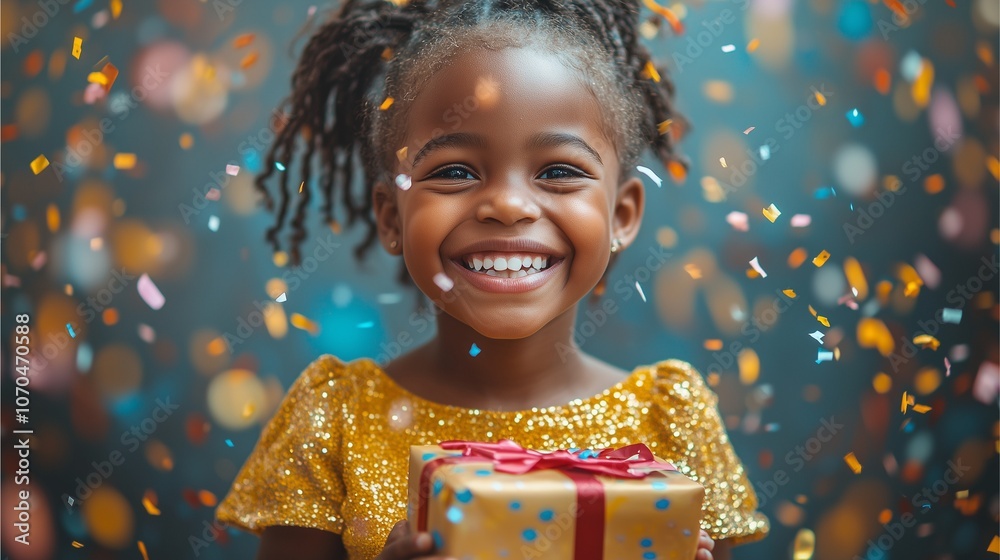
left=376, top=520, right=456, bottom=560
left=696, top=529, right=716, bottom=560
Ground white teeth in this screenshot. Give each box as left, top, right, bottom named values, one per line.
left=462, top=253, right=555, bottom=275
left=484, top=257, right=493, bottom=269
left=526, top=268, right=538, bottom=275
left=494, top=257, right=508, bottom=271
left=532, top=256, right=542, bottom=269
left=515, top=270, right=527, bottom=278
left=508, top=257, right=522, bottom=271
left=486, top=269, right=498, bottom=276
left=473, top=257, right=483, bottom=271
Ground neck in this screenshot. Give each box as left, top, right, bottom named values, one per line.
left=426, top=304, right=591, bottom=408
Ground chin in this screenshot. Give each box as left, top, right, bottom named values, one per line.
left=465, top=316, right=549, bottom=340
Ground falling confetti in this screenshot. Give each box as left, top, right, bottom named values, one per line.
left=641, top=0, right=684, bottom=34
left=275, top=292, right=287, bottom=303
left=138, top=541, right=150, bottom=560
left=792, top=528, right=815, bottom=560
left=137, top=273, right=165, bottom=310
left=138, top=323, right=155, bottom=343
left=816, top=350, right=834, bottom=363
left=790, top=214, right=811, bottom=227
left=233, top=33, right=255, bottom=48
left=395, top=173, right=411, bottom=190
left=110, top=0, right=122, bottom=18
left=809, top=331, right=825, bottom=343
left=72, top=37, right=83, bottom=59
left=726, top=211, right=749, bottom=231
left=635, top=165, right=662, bottom=187
left=811, top=250, right=831, bottom=267
left=433, top=272, right=454, bottom=292
left=379, top=97, right=395, bottom=110
left=275, top=161, right=286, bottom=171
left=30, top=154, right=50, bottom=174
left=635, top=281, right=646, bottom=302
left=469, top=343, right=481, bottom=357
left=743, top=126, right=756, bottom=134
left=208, top=215, right=220, bottom=232
left=844, top=452, right=863, bottom=474
left=640, top=60, right=661, bottom=82
left=67, top=323, right=77, bottom=338
left=762, top=203, right=781, bottom=223
left=721, top=44, right=735, bottom=53
left=142, top=492, right=161, bottom=515
left=113, top=153, right=137, bottom=169
left=290, top=313, right=320, bottom=335
left=357, top=321, right=374, bottom=328
left=225, top=439, right=234, bottom=447
left=240, top=51, right=259, bottom=69
left=226, top=164, right=240, bottom=176
left=913, top=334, right=941, bottom=350
left=941, top=308, right=962, bottom=324
left=782, top=289, right=797, bottom=298
left=749, top=256, right=767, bottom=278
left=845, top=108, right=865, bottom=127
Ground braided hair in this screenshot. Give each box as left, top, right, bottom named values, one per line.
left=256, top=0, right=687, bottom=303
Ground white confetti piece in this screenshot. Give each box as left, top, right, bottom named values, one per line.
left=721, top=44, right=736, bottom=52
left=790, top=214, right=812, bottom=227
left=226, top=164, right=240, bottom=176
left=635, top=165, right=662, bottom=187
left=208, top=215, right=219, bottom=232
left=395, top=173, right=411, bottom=190
left=276, top=292, right=287, bottom=303
left=137, top=273, right=165, bottom=310
left=433, top=272, right=454, bottom=292
left=749, top=256, right=767, bottom=278
left=809, top=330, right=825, bottom=343
left=635, top=281, right=646, bottom=302
left=726, top=211, right=749, bottom=232
left=743, top=126, right=755, bottom=134
left=816, top=350, right=834, bottom=363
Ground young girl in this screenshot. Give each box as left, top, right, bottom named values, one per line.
left=216, top=0, right=770, bottom=558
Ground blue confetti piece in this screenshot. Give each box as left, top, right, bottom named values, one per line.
left=509, top=501, right=521, bottom=511
left=846, top=108, right=865, bottom=127
left=522, top=528, right=537, bottom=541
left=73, top=0, right=93, bottom=13
left=275, top=161, right=286, bottom=171
left=654, top=498, right=670, bottom=510
left=225, top=439, right=234, bottom=447
left=640, top=537, right=653, bottom=547
left=455, top=488, right=473, bottom=503
left=356, top=321, right=374, bottom=328
left=814, top=186, right=837, bottom=199
left=446, top=506, right=463, bottom=523
left=469, top=343, right=481, bottom=357
left=66, top=323, right=76, bottom=338
left=758, top=144, right=771, bottom=161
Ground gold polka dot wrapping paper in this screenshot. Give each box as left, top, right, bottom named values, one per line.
left=407, top=440, right=704, bottom=560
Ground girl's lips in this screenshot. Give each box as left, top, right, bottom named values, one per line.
left=447, top=256, right=565, bottom=293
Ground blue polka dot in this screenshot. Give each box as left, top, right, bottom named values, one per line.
left=522, top=528, right=537, bottom=541
left=655, top=498, right=670, bottom=510
left=446, top=506, right=463, bottom=523
left=433, top=479, right=444, bottom=497
left=432, top=530, right=444, bottom=549
left=456, top=489, right=473, bottom=503
left=539, top=509, right=554, bottom=521
left=682, top=529, right=692, bottom=537
left=640, top=538, right=653, bottom=547
left=422, top=452, right=437, bottom=461
left=499, top=549, right=509, bottom=558
left=643, top=552, right=657, bottom=560
left=509, top=501, right=521, bottom=511
left=651, top=481, right=667, bottom=490
left=475, top=469, right=492, bottom=476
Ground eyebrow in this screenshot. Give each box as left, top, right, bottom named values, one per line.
left=409, top=131, right=604, bottom=169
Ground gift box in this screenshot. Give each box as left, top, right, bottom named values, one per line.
left=407, top=440, right=704, bottom=560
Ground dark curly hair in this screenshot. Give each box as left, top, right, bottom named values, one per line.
left=255, top=0, right=687, bottom=305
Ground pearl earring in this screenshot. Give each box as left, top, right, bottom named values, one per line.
left=610, top=237, right=622, bottom=253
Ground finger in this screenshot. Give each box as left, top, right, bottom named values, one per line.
left=381, top=531, right=433, bottom=560
left=696, top=549, right=713, bottom=560
left=699, top=533, right=715, bottom=550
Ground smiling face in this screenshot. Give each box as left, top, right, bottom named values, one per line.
left=373, top=46, right=645, bottom=340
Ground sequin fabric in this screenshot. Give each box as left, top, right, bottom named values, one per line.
left=216, top=354, right=770, bottom=559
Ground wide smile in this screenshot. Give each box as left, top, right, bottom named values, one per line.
left=448, top=251, right=566, bottom=293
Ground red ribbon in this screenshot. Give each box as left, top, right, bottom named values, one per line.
left=415, top=440, right=676, bottom=558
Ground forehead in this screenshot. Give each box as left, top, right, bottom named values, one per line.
left=402, top=47, right=615, bottom=159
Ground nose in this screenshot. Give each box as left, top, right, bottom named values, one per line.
left=475, top=178, right=542, bottom=226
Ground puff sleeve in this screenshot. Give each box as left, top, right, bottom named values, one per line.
left=215, top=355, right=350, bottom=535
left=649, top=359, right=770, bottom=546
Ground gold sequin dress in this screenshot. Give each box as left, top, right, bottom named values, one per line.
left=216, top=354, right=770, bottom=559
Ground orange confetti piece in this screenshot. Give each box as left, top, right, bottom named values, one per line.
left=667, top=160, right=687, bottom=183
left=788, top=247, right=807, bottom=269
left=812, top=87, right=827, bottom=107
left=240, top=51, right=259, bottom=69
left=883, top=0, right=908, bottom=21
left=642, top=0, right=684, bottom=34
left=844, top=452, right=862, bottom=474
left=290, top=313, right=320, bottom=335
left=72, top=37, right=83, bottom=59
left=24, top=50, right=44, bottom=77
left=704, top=339, right=723, bottom=351
left=198, top=490, right=218, bottom=507
left=911, top=404, right=931, bottom=414
left=913, top=334, right=940, bottom=350
left=142, top=491, right=161, bottom=515
left=1, top=124, right=18, bottom=142
left=782, top=289, right=797, bottom=298
left=746, top=38, right=760, bottom=53
left=138, top=540, right=149, bottom=560
left=110, top=0, right=122, bottom=19
left=924, top=174, right=944, bottom=194
left=72, top=541, right=84, bottom=548
left=30, top=154, right=50, bottom=174
left=641, top=60, right=661, bottom=83
left=233, top=33, right=256, bottom=48
left=874, top=68, right=891, bottom=95
left=858, top=318, right=895, bottom=357
left=381, top=47, right=394, bottom=61
left=47, top=204, right=60, bottom=232
left=206, top=337, right=227, bottom=356
left=684, top=263, right=702, bottom=279
left=987, top=156, right=1000, bottom=181
left=811, top=250, right=830, bottom=267
left=901, top=390, right=913, bottom=413
left=87, top=62, right=119, bottom=92
left=912, top=59, right=934, bottom=108
left=657, top=119, right=672, bottom=135
left=379, top=97, right=394, bottom=110
left=113, top=153, right=137, bottom=169
left=988, top=535, right=999, bottom=553
left=179, top=133, right=194, bottom=149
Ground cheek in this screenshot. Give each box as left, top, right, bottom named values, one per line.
left=551, top=195, right=611, bottom=270
left=399, top=197, right=458, bottom=278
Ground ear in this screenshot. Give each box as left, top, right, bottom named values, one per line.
left=611, top=175, right=645, bottom=250
left=372, top=180, right=402, bottom=255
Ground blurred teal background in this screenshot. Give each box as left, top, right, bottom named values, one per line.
left=1, top=0, right=998, bottom=558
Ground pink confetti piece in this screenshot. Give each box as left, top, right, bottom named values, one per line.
left=882, top=453, right=898, bottom=476
left=914, top=253, right=941, bottom=289
left=138, top=273, right=165, bottom=310
left=205, top=188, right=221, bottom=201
left=944, top=357, right=951, bottom=377
left=950, top=344, right=969, bottom=362
left=726, top=211, right=749, bottom=231
left=83, top=82, right=106, bottom=104
left=743, top=126, right=755, bottom=134
left=3, top=274, right=21, bottom=288
left=749, top=256, right=767, bottom=278
left=226, top=164, right=240, bottom=176
left=972, top=361, right=999, bottom=405
left=790, top=214, right=812, bottom=227
left=395, top=173, right=411, bottom=190
left=837, top=293, right=859, bottom=310
left=138, top=323, right=156, bottom=343
left=31, top=251, right=47, bottom=270
left=433, top=272, right=454, bottom=292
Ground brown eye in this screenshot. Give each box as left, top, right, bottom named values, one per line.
left=430, top=166, right=476, bottom=180
left=539, top=166, right=583, bottom=180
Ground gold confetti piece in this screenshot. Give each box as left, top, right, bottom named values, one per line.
left=233, top=33, right=255, bottom=48
left=142, top=492, right=161, bottom=515
left=912, top=59, right=934, bottom=108
left=746, top=38, right=760, bottom=53
left=273, top=251, right=289, bottom=267
left=138, top=540, right=149, bottom=560
left=911, top=404, right=931, bottom=414
left=987, top=535, right=998, bottom=553
left=844, top=452, right=862, bottom=474
left=641, top=0, right=684, bottom=34
left=812, top=87, right=827, bottom=106
left=290, top=313, right=320, bottom=335
left=703, top=339, right=723, bottom=351
left=72, top=541, right=84, bottom=548
left=904, top=280, right=922, bottom=298
left=719, top=157, right=727, bottom=168
left=762, top=203, right=781, bottom=223
left=113, top=153, right=136, bottom=169
left=640, top=60, right=660, bottom=82
left=683, top=263, right=702, bottom=279
left=179, top=132, right=194, bottom=149
left=30, top=154, right=50, bottom=174
left=298, top=181, right=304, bottom=193
left=816, top=315, right=830, bottom=328
left=240, top=51, right=259, bottom=69
left=72, top=37, right=83, bottom=59
left=811, top=250, right=830, bottom=267
left=379, top=96, right=394, bottom=110
left=657, top=119, right=672, bottom=135
left=782, top=289, right=797, bottom=298
left=901, top=390, right=914, bottom=413
left=738, top=348, right=759, bottom=385
left=792, top=528, right=815, bottom=560
left=110, top=0, right=122, bottom=18
left=987, top=156, right=1000, bottom=181
left=843, top=257, right=870, bottom=300
left=913, top=334, right=940, bottom=350
left=46, top=204, right=60, bottom=232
